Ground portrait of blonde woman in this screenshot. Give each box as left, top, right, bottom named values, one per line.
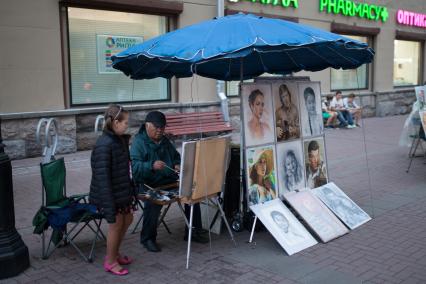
left=242, top=84, right=274, bottom=147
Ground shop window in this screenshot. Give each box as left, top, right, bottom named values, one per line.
left=331, top=35, right=370, bottom=91
left=67, top=7, right=169, bottom=105
left=393, top=40, right=421, bottom=87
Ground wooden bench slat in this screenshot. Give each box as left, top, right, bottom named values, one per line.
left=163, top=111, right=233, bottom=137
left=167, top=126, right=233, bottom=136
left=165, top=111, right=222, bottom=118
left=166, top=124, right=230, bottom=133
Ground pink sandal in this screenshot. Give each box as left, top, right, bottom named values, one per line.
left=103, top=260, right=129, bottom=276
left=117, top=254, right=133, bottom=265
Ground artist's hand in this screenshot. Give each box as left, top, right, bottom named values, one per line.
left=152, top=160, right=166, bottom=171
left=174, top=164, right=180, bottom=172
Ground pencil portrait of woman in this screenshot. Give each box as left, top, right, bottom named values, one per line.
left=242, top=84, right=274, bottom=147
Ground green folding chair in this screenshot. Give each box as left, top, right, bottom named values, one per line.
left=34, top=158, right=105, bottom=262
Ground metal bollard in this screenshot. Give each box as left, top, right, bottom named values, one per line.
left=0, top=117, right=30, bottom=279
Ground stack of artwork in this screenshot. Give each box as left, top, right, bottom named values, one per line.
left=241, top=78, right=371, bottom=256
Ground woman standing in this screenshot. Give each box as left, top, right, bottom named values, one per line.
left=90, top=104, right=135, bottom=276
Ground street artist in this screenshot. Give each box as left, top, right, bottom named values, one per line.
left=130, top=111, right=208, bottom=253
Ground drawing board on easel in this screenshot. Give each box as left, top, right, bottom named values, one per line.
left=179, top=136, right=230, bottom=201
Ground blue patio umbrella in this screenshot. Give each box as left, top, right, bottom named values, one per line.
left=112, top=13, right=374, bottom=81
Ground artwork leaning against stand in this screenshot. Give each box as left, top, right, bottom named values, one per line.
left=246, top=145, right=278, bottom=206
left=420, top=110, right=426, bottom=132
left=414, top=85, right=426, bottom=110
left=276, top=141, right=305, bottom=195
left=303, top=138, right=328, bottom=189
left=250, top=199, right=317, bottom=255
left=299, top=82, right=324, bottom=138
left=313, top=182, right=371, bottom=230
left=241, top=83, right=275, bottom=147
left=284, top=190, right=348, bottom=242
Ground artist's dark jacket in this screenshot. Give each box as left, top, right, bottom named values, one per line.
left=89, top=130, right=134, bottom=223
left=130, top=124, right=180, bottom=187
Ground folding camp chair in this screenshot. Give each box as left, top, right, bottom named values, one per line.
left=36, top=158, right=105, bottom=262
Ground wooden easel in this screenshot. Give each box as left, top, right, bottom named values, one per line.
left=180, top=194, right=236, bottom=269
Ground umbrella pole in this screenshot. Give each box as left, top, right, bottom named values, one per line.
left=238, top=58, right=245, bottom=225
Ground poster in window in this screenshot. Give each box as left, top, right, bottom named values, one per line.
left=96, top=35, right=143, bottom=74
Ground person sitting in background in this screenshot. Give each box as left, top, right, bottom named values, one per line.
left=343, top=93, right=362, bottom=127
left=322, top=95, right=337, bottom=128
left=330, top=91, right=356, bottom=129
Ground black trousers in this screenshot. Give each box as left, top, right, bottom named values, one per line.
left=140, top=201, right=202, bottom=243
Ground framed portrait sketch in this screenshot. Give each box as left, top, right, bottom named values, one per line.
left=415, top=86, right=426, bottom=110
left=276, top=141, right=305, bottom=195
left=420, top=110, right=426, bottom=132
left=241, top=83, right=274, bottom=147
left=313, top=182, right=371, bottom=230
left=303, top=138, right=328, bottom=189
left=272, top=82, right=301, bottom=142
left=250, top=199, right=317, bottom=255
left=298, top=82, right=324, bottom=138
left=246, top=145, right=278, bottom=206
left=284, top=190, right=348, bottom=242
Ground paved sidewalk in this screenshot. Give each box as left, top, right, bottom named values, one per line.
left=3, top=115, right=426, bottom=284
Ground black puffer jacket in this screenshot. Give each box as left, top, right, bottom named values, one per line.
left=89, top=130, right=134, bottom=223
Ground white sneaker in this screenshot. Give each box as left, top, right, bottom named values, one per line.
left=347, top=124, right=356, bottom=129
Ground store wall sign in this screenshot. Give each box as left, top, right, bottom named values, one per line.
left=319, top=0, right=389, bottom=23
left=396, top=10, right=426, bottom=29
left=228, top=0, right=298, bottom=9
left=96, top=35, right=143, bottom=74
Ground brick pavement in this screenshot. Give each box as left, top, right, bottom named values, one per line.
left=2, top=115, right=426, bottom=284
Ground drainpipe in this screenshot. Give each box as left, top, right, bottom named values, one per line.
left=217, top=0, right=229, bottom=122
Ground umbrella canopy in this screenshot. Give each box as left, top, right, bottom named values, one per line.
left=112, top=13, right=374, bottom=81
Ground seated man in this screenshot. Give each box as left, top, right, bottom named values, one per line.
left=330, top=91, right=356, bottom=129
left=322, top=95, right=337, bottom=128
left=130, top=111, right=208, bottom=252
left=343, top=93, right=362, bottom=127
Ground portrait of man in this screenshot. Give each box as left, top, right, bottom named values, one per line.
left=276, top=141, right=305, bottom=194
left=242, top=83, right=274, bottom=147
left=304, top=139, right=328, bottom=189
left=299, top=82, right=324, bottom=137
left=273, top=83, right=300, bottom=142
left=313, top=182, right=371, bottom=230
left=270, top=210, right=304, bottom=244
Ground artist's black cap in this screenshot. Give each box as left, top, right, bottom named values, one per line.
left=145, top=111, right=166, bottom=128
